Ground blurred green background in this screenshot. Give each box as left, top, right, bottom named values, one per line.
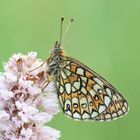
left=0, top=0, right=139, bottom=140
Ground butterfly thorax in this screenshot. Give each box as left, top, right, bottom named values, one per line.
left=47, top=41, right=64, bottom=76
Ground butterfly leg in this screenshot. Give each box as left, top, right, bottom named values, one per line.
left=29, top=79, right=50, bottom=102
left=42, top=80, right=50, bottom=90
left=29, top=59, right=48, bottom=73
left=41, top=75, right=56, bottom=92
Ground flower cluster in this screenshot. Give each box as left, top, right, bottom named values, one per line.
left=0, top=52, right=60, bottom=140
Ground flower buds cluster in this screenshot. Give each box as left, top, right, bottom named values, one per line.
left=0, top=52, right=60, bottom=140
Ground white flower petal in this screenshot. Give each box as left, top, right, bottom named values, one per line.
left=4, top=72, right=17, bottom=83
left=28, top=85, right=41, bottom=95
left=0, top=110, right=10, bottom=121
left=27, top=52, right=37, bottom=67
left=44, top=82, right=56, bottom=92
left=20, top=128, right=32, bottom=138
left=0, top=90, right=14, bottom=100
left=32, top=112, right=52, bottom=123
left=19, top=76, right=33, bottom=89
left=37, top=126, right=61, bottom=140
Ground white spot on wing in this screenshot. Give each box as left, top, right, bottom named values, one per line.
left=82, top=103, right=87, bottom=108
left=98, top=105, right=106, bottom=113
left=82, top=112, right=90, bottom=119
left=80, top=97, right=87, bottom=104
left=91, top=111, right=98, bottom=118
left=94, top=78, right=104, bottom=87
left=61, top=71, right=67, bottom=79
left=60, top=85, right=64, bottom=93
left=72, top=97, right=78, bottom=104
left=118, top=110, right=123, bottom=115
left=72, top=86, right=76, bottom=92
left=93, top=84, right=102, bottom=92
left=106, top=88, right=112, bottom=97
left=65, top=69, right=71, bottom=76
left=122, top=106, right=126, bottom=113
left=65, top=110, right=72, bottom=116
left=66, top=61, right=70, bottom=65
left=80, top=97, right=88, bottom=110
left=77, top=68, right=84, bottom=75
left=98, top=89, right=103, bottom=93
left=81, top=87, right=87, bottom=95
left=81, top=77, right=87, bottom=82
left=65, top=83, right=71, bottom=94
left=112, top=113, right=117, bottom=117
left=113, top=95, right=118, bottom=100
left=66, top=65, right=70, bottom=69
left=73, top=81, right=80, bottom=90
left=89, top=89, right=96, bottom=96
left=95, top=95, right=99, bottom=100
left=105, top=113, right=111, bottom=119
left=73, top=112, right=81, bottom=119
left=104, top=96, right=111, bottom=106
left=124, top=102, right=128, bottom=108
left=82, top=82, right=86, bottom=87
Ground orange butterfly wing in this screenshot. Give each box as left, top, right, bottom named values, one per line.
left=56, top=56, right=128, bottom=121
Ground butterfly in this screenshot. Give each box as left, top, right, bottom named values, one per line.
left=45, top=17, right=128, bottom=121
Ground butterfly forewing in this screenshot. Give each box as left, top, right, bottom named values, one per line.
left=56, top=56, right=129, bottom=121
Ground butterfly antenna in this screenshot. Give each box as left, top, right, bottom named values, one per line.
left=61, top=18, right=74, bottom=43
left=58, top=17, right=64, bottom=45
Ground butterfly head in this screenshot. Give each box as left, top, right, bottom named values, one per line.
left=50, top=17, right=74, bottom=57
left=47, top=17, right=74, bottom=75
left=50, top=41, right=62, bottom=57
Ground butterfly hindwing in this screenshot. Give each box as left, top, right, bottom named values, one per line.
left=56, top=56, right=128, bottom=121
left=94, top=91, right=128, bottom=121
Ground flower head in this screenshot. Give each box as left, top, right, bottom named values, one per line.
left=0, top=52, right=60, bottom=140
